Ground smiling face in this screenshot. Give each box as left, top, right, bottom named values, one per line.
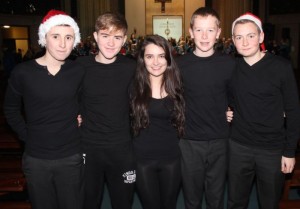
left=44, top=25, right=75, bottom=62
left=232, top=21, right=264, bottom=61
left=144, top=43, right=167, bottom=80
left=93, top=28, right=127, bottom=64
left=189, top=15, right=221, bottom=57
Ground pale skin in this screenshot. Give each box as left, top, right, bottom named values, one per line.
left=189, top=14, right=221, bottom=57
left=233, top=22, right=295, bottom=174
left=144, top=43, right=168, bottom=98
left=36, top=25, right=75, bottom=75
left=93, top=28, right=127, bottom=64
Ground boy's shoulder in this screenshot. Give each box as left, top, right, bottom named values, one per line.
left=75, top=55, right=95, bottom=66
left=11, top=59, right=36, bottom=75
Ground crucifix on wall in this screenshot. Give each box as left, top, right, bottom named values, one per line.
left=155, top=0, right=172, bottom=13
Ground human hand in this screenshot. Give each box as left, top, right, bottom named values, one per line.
left=281, top=156, right=295, bottom=174
left=226, top=107, right=234, bottom=123
left=77, top=114, right=82, bottom=127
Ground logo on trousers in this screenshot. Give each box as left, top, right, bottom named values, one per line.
left=122, top=170, right=136, bottom=183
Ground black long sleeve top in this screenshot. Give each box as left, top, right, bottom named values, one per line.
left=134, top=97, right=180, bottom=160
left=77, top=55, right=136, bottom=145
left=4, top=59, right=85, bottom=159
left=231, top=52, right=300, bottom=157
left=176, top=52, right=235, bottom=141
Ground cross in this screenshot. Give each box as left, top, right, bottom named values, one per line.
left=155, top=0, right=171, bottom=13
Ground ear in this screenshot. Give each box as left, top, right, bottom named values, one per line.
left=232, top=35, right=236, bottom=45
left=123, top=35, right=127, bottom=45
left=93, top=31, right=98, bottom=42
left=189, top=28, right=194, bottom=39
left=259, top=32, right=265, bottom=44
left=216, top=27, right=222, bottom=40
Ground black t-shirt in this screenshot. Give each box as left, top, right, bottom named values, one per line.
left=77, top=55, right=136, bottom=145
left=231, top=52, right=300, bottom=157
left=176, top=52, right=235, bottom=140
left=134, top=97, right=180, bottom=160
left=4, top=59, right=85, bottom=159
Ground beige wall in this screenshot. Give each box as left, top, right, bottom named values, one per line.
left=125, top=0, right=204, bottom=39
left=125, top=0, right=146, bottom=37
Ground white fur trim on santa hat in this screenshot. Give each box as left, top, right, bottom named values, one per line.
left=38, top=14, right=81, bottom=48
left=231, top=13, right=263, bottom=35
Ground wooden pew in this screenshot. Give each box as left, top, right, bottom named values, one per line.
left=0, top=201, right=31, bottom=209
left=0, top=133, right=23, bottom=149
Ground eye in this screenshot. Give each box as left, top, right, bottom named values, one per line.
left=53, top=35, right=58, bottom=39
left=145, top=55, right=152, bottom=59
left=66, top=36, right=73, bottom=40
left=159, top=54, right=165, bottom=58
left=234, top=36, right=242, bottom=41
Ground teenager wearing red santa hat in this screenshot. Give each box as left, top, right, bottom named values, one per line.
left=228, top=12, right=300, bottom=209
left=4, top=9, right=84, bottom=209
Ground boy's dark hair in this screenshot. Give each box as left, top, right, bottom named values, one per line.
left=190, top=7, right=220, bottom=29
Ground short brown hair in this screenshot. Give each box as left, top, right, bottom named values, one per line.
left=95, top=12, right=128, bottom=34
left=190, top=7, right=220, bottom=29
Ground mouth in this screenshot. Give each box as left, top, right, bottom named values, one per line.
left=200, top=42, right=210, bottom=46
left=105, top=47, right=115, bottom=52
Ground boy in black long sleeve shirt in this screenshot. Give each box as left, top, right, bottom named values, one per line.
left=177, top=7, right=235, bottom=209
left=76, top=12, right=136, bottom=209
left=228, top=13, right=300, bottom=209
left=4, top=10, right=84, bottom=209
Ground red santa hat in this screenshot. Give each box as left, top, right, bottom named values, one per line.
left=232, top=12, right=265, bottom=51
left=38, top=9, right=80, bottom=48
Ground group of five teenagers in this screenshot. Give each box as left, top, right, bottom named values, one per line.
left=228, top=13, right=300, bottom=209
left=130, top=35, right=185, bottom=209
left=76, top=12, right=136, bottom=209
left=3, top=7, right=299, bottom=209
left=176, top=7, right=235, bottom=209
left=4, top=10, right=84, bottom=209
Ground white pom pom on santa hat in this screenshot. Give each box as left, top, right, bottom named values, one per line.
left=38, top=9, right=81, bottom=48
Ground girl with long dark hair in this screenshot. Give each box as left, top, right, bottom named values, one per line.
left=130, top=35, right=185, bottom=209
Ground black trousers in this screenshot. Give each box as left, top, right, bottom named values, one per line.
left=136, top=157, right=181, bottom=209
left=179, top=139, right=228, bottom=209
left=22, top=153, right=84, bottom=209
left=228, top=139, right=284, bottom=209
left=83, top=142, right=136, bottom=209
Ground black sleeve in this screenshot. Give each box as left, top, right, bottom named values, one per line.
left=4, top=82, right=27, bottom=142
left=282, top=63, right=300, bottom=157
left=228, top=63, right=237, bottom=110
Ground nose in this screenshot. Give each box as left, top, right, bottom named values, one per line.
left=201, top=31, right=208, bottom=39
left=242, top=37, right=248, bottom=46
left=108, top=37, right=115, bottom=46
left=59, top=37, right=66, bottom=48
left=153, top=57, right=160, bottom=65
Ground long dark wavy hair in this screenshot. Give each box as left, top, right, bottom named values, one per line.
left=130, top=35, right=185, bottom=137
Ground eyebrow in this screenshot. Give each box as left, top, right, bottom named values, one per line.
left=234, top=32, right=256, bottom=36
left=144, top=53, right=165, bottom=56
left=99, top=32, right=124, bottom=38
